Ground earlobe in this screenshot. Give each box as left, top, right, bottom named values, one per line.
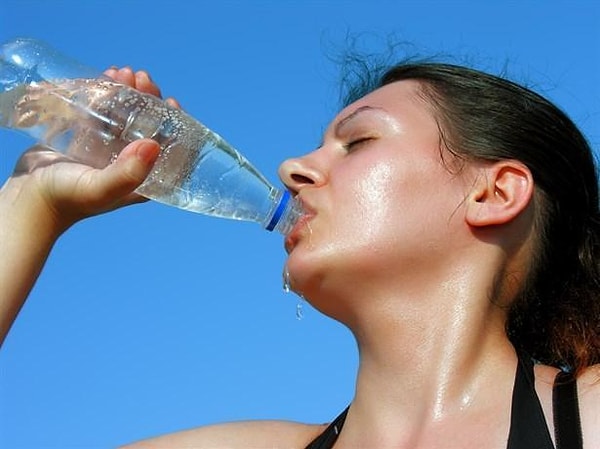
left=465, top=161, right=534, bottom=227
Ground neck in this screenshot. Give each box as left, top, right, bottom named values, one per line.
left=339, top=260, right=519, bottom=447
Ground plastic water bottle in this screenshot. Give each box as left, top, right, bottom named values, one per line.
left=0, top=38, right=302, bottom=234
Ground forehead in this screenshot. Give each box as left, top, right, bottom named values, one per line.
left=332, top=79, right=433, bottom=128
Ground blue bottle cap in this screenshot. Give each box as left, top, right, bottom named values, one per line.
left=265, top=190, right=290, bottom=231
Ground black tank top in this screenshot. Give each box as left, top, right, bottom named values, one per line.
left=305, top=354, right=583, bottom=449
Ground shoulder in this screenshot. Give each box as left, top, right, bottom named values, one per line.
left=119, top=420, right=327, bottom=449
left=577, top=364, right=600, bottom=447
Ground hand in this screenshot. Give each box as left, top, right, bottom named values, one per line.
left=103, top=66, right=181, bottom=109
left=0, top=67, right=174, bottom=347
left=7, top=67, right=177, bottom=230
left=10, top=140, right=160, bottom=230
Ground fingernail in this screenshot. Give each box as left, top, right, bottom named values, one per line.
left=104, top=67, right=118, bottom=77
left=138, top=70, right=152, bottom=82
left=166, top=98, right=180, bottom=109
left=136, top=141, right=159, bottom=164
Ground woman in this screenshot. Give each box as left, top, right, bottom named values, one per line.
left=1, top=62, right=598, bottom=448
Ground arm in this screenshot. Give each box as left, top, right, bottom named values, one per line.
left=0, top=139, right=160, bottom=346
left=0, top=67, right=164, bottom=347
left=120, top=420, right=326, bottom=449
left=0, top=167, right=58, bottom=344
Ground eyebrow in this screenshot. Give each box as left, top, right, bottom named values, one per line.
left=334, top=105, right=388, bottom=135
left=316, top=105, right=389, bottom=149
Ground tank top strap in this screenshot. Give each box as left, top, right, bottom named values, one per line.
left=553, top=369, right=583, bottom=449
left=304, top=406, right=348, bottom=449
left=507, top=352, right=555, bottom=449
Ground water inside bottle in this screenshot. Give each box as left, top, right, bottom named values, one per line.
left=140, top=132, right=276, bottom=223
left=0, top=78, right=139, bottom=168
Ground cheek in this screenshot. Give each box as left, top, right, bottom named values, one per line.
left=285, top=163, right=397, bottom=290
left=350, top=162, right=397, bottom=240
left=342, top=156, right=457, bottom=250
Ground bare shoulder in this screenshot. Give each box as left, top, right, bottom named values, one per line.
left=119, top=419, right=327, bottom=449
left=578, top=364, right=600, bottom=447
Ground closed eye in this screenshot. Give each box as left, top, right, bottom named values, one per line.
left=344, top=137, right=373, bottom=152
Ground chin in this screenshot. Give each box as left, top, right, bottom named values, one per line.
left=284, top=250, right=325, bottom=298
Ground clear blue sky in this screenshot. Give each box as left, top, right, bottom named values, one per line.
left=1, top=1, right=598, bottom=448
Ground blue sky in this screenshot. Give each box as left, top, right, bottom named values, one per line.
left=1, top=1, right=598, bottom=447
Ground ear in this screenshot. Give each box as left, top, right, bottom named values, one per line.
left=465, top=160, right=534, bottom=227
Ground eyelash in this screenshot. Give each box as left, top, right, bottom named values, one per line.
left=344, top=137, right=372, bottom=152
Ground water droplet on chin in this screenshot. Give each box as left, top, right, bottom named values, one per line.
left=282, top=267, right=291, bottom=293
left=283, top=266, right=305, bottom=320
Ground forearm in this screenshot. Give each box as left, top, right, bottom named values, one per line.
left=0, top=68, right=163, bottom=348
left=0, top=175, right=63, bottom=346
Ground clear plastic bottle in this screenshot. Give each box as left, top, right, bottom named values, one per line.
left=0, top=37, right=302, bottom=234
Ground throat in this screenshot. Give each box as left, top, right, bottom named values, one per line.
left=351, top=313, right=517, bottom=423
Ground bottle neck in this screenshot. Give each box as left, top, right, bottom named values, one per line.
left=265, top=190, right=303, bottom=235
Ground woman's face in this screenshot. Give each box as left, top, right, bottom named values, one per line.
left=279, top=80, right=474, bottom=311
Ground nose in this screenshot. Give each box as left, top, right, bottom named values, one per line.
left=278, top=153, right=326, bottom=196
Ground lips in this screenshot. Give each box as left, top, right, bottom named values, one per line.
left=284, top=198, right=314, bottom=253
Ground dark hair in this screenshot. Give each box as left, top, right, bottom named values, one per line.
left=360, top=63, right=599, bottom=373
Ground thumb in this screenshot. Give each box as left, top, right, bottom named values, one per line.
left=99, top=139, right=161, bottom=199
